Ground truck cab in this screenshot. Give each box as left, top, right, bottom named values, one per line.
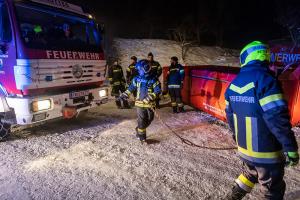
left=0, top=0, right=108, bottom=136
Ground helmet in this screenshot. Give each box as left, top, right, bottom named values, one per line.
left=131, top=56, right=137, bottom=61
left=136, top=59, right=152, bottom=77
left=171, top=56, right=178, bottom=62
left=240, top=41, right=270, bottom=67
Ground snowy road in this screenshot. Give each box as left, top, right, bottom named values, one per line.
left=0, top=101, right=299, bottom=200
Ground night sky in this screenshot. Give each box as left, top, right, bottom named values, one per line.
left=69, top=0, right=300, bottom=49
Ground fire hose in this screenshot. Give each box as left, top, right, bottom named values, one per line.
left=150, top=107, right=237, bottom=151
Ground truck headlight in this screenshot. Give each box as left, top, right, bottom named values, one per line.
left=32, top=99, right=52, bottom=112
left=99, top=89, right=107, bottom=97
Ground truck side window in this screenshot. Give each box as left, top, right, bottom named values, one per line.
left=0, top=3, right=12, bottom=42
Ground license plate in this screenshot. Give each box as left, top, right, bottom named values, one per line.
left=69, top=90, right=90, bottom=99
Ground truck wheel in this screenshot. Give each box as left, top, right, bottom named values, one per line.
left=0, top=115, right=11, bottom=141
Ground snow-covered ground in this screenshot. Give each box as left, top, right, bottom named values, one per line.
left=0, top=101, right=299, bottom=200
left=111, top=38, right=240, bottom=68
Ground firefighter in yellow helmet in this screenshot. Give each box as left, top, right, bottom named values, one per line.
left=224, top=41, right=299, bottom=200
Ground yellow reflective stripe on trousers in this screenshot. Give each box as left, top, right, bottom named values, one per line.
left=245, top=117, right=252, bottom=151
left=138, top=128, right=146, bottom=132
left=259, top=94, right=283, bottom=106
left=233, top=114, right=238, bottom=144
left=237, top=174, right=255, bottom=190
left=113, top=69, right=122, bottom=72
left=229, top=82, right=255, bottom=94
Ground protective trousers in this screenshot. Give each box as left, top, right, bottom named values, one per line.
left=234, top=162, right=285, bottom=200
left=136, top=107, right=154, bottom=140
left=169, top=88, right=183, bottom=112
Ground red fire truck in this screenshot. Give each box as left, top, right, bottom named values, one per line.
left=0, top=0, right=108, bottom=136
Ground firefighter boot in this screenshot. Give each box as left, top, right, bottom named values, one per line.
left=224, top=183, right=247, bottom=200
left=178, top=105, right=184, bottom=113
left=172, top=106, right=178, bottom=113
left=136, top=128, right=146, bottom=142
left=115, top=99, right=122, bottom=109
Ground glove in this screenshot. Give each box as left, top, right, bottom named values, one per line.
left=285, top=152, right=299, bottom=167
left=119, top=92, right=129, bottom=100
left=143, top=94, right=156, bottom=104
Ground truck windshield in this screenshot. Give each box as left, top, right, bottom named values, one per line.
left=15, top=3, right=102, bottom=52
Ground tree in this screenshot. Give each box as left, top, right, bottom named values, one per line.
left=170, top=26, right=193, bottom=62
left=169, top=15, right=206, bottom=62
left=275, top=0, right=300, bottom=45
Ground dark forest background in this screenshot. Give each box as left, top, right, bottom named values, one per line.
left=69, top=0, right=300, bottom=49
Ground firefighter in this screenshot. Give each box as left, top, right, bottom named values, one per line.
left=108, top=61, right=130, bottom=109
left=126, top=56, right=138, bottom=97
left=147, top=52, right=162, bottom=108
left=120, top=59, right=161, bottom=142
left=224, top=41, right=299, bottom=200
left=167, top=56, right=185, bottom=113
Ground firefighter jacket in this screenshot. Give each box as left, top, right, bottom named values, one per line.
left=167, top=63, right=185, bottom=88
left=149, top=60, right=162, bottom=78
left=126, top=64, right=138, bottom=84
left=225, top=61, right=298, bottom=165
left=126, top=75, right=161, bottom=108
left=108, top=64, right=126, bottom=86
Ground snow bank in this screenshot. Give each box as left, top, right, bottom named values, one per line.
left=111, top=38, right=240, bottom=68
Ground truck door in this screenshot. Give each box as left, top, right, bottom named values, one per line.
left=0, top=0, right=16, bottom=95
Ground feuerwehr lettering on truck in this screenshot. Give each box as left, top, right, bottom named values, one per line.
left=46, top=50, right=101, bottom=60
left=271, top=52, right=300, bottom=63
